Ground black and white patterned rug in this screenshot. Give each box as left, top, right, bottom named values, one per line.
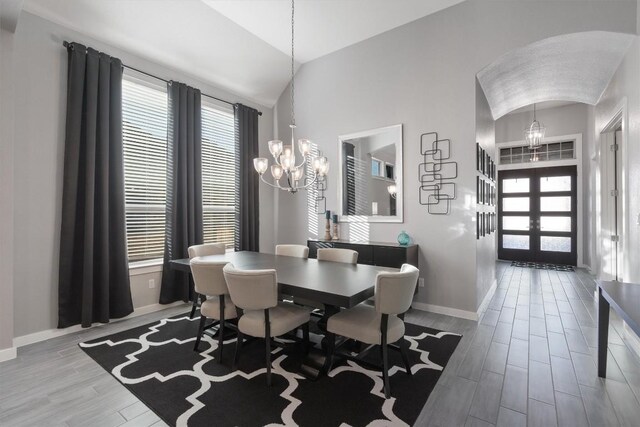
left=79, top=312, right=461, bottom=427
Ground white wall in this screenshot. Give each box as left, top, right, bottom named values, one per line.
left=272, top=0, right=636, bottom=317
left=8, top=12, right=275, bottom=339
left=592, top=36, right=640, bottom=283
left=496, top=103, right=592, bottom=267
left=476, top=80, right=496, bottom=310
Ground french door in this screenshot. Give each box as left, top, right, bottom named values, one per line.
left=498, top=165, right=577, bottom=266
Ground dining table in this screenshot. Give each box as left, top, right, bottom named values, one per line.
left=170, top=250, right=400, bottom=378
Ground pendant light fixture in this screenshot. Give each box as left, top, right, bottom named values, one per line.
left=252, top=0, right=329, bottom=193
left=524, top=103, right=545, bottom=150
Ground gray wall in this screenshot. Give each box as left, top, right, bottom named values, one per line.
left=475, top=80, right=496, bottom=309
left=7, top=12, right=275, bottom=339
left=273, top=0, right=636, bottom=316
left=0, top=28, right=16, bottom=353
left=496, top=103, right=592, bottom=267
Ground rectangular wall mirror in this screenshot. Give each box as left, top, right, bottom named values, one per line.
left=338, top=124, right=403, bottom=223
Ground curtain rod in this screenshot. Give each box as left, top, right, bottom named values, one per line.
left=63, top=41, right=262, bottom=116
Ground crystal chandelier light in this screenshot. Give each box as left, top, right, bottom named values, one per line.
left=252, top=0, right=329, bottom=193
left=524, top=103, right=545, bottom=150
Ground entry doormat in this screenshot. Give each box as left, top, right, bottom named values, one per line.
left=79, top=312, right=461, bottom=427
left=511, top=261, right=575, bottom=271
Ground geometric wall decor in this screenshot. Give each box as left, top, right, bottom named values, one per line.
left=419, top=132, right=458, bottom=215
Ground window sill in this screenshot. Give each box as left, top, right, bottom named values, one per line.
left=129, top=258, right=163, bottom=276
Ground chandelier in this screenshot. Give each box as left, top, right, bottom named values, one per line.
left=524, top=103, right=545, bottom=150
left=253, top=0, right=329, bottom=193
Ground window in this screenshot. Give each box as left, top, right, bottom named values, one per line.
left=122, top=77, right=168, bottom=262
left=201, top=103, right=236, bottom=249
left=499, top=141, right=575, bottom=165
left=371, top=158, right=382, bottom=176
left=385, top=164, right=395, bottom=179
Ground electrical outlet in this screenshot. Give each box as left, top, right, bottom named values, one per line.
left=418, top=278, right=425, bottom=288
left=148, top=279, right=155, bottom=289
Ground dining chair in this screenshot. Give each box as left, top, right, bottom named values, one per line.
left=275, top=244, right=309, bottom=258
left=316, top=247, right=358, bottom=264
left=190, top=258, right=237, bottom=362
left=324, top=263, right=419, bottom=398
left=187, top=243, right=226, bottom=318
left=223, top=263, right=311, bottom=386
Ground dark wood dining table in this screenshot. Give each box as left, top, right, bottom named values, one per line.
left=170, top=251, right=398, bottom=309
left=170, top=251, right=400, bottom=378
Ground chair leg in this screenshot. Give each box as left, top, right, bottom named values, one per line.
left=302, top=322, right=310, bottom=355
left=189, top=297, right=198, bottom=319
left=233, top=329, right=244, bottom=370
left=217, top=296, right=225, bottom=363
left=264, top=309, right=272, bottom=386
left=381, top=315, right=391, bottom=399
left=193, top=314, right=207, bottom=352
left=399, top=337, right=412, bottom=376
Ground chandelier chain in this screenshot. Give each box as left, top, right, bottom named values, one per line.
left=290, top=0, right=295, bottom=126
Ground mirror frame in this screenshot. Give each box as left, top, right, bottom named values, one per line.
left=337, top=124, right=403, bottom=223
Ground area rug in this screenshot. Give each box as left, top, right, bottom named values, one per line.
left=79, top=312, right=461, bottom=427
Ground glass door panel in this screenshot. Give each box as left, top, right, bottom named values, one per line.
left=503, top=216, right=530, bottom=230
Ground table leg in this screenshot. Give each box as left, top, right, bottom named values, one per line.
left=299, top=304, right=340, bottom=380
left=598, top=288, right=610, bottom=378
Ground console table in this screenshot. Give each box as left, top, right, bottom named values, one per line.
left=307, top=239, right=418, bottom=269
left=597, top=280, right=640, bottom=377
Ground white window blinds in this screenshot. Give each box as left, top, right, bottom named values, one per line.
left=122, top=78, right=168, bottom=262
left=201, top=103, right=236, bottom=249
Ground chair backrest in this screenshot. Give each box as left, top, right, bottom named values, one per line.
left=190, top=258, right=229, bottom=297
left=375, top=264, right=420, bottom=315
left=223, top=263, right=278, bottom=310
left=188, top=243, right=226, bottom=259
left=317, top=248, right=358, bottom=264
left=275, top=244, right=309, bottom=259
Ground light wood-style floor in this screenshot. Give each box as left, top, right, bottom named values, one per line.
left=1, top=263, right=640, bottom=426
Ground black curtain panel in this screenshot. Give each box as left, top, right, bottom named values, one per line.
left=58, top=43, right=133, bottom=328
left=160, top=81, right=203, bottom=304
left=233, top=104, right=260, bottom=252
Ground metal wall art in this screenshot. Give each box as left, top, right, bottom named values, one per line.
left=419, top=132, right=458, bottom=215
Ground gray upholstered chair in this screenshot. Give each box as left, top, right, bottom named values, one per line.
left=187, top=243, right=227, bottom=318
left=223, top=263, right=311, bottom=386
left=275, top=244, right=309, bottom=258
left=325, top=263, right=419, bottom=398
left=317, top=247, right=358, bottom=264
left=190, top=258, right=237, bottom=361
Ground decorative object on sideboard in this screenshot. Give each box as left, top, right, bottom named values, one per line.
left=387, top=183, right=397, bottom=199
left=311, top=158, right=327, bottom=214
left=418, top=132, right=457, bottom=215
left=332, top=214, right=340, bottom=240
left=252, top=0, right=329, bottom=194
left=324, top=210, right=332, bottom=241
left=397, top=230, right=411, bottom=246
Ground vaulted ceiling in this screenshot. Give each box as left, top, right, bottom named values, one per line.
left=23, top=0, right=465, bottom=107
left=477, top=31, right=636, bottom=120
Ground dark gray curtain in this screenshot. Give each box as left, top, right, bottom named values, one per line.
left=58, top=43, right=133, bottom=328
left=234, top=104, right=260, bottom=251
left=160, top=81, right=203, bottom=304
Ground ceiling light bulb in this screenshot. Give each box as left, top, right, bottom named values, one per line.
left=268, top=140, right=283, bottom=157
left=271, top=164, right=283, bottom=180
left=298, top=139, right=311, bottom=156
left=253, top=158, right=268, bottom=175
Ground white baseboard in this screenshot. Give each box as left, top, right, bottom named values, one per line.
left=0, top=346, right=17, bottom=362
left=12, top=301, right=187, bottom=349
left=477, top=279, right=498, bottom=318
left=411, top=301, right=478, bottom=321
left=579, top=264, right=592, bottom=274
